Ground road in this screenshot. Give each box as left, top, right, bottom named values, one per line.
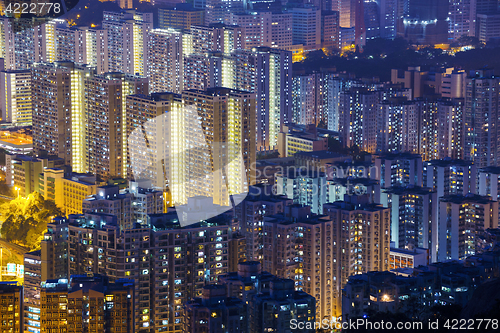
left=0, top=239, right=27, bottom=267
left=0, top=195, right=14, bottom=201
left=0, top=239, right=29, bottom=255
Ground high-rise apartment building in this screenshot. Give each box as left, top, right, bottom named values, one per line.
left=190, top=24, right=245, bottom=55
left=379, top=0, right=397, bottom=39
left=32, top=20, right=109, bottom=73
left=37, top=21, right=110, bottom=74
left=181, top=88, right=256, bottom=206
left=85, top=72, right=148, bottom=179
left=40, top=275, right=135, bottom=333
left=183, top=53, right=222, bottom=91
left=327, top=177, right=381, bottom=203
left=230, top=11, right=293, bottom=49
left=376, top=97, right=464, bottom=159
left=126, top=92, right=181, bottom=190
left=224, top=47, right=292, bottom=150
left=479, top=166, right=500, bottom=198
left=220, top=262, right=316, bottom=332
left=477, top=13, right=500, bottom=42
left=479, top=166, right=500, bottom=221
left=363, top=0, right=397, bottom=40
left=448, top=0, right=476, bottom=41
left=292, top=73, right=318, bottom=125
left=390, top=66, right=427, bottom=98
left=129, top=180, right=165, bottom=224
left=332, top=0, right=366, bottom=46
left=277, top=123, right=331, bottom=157
left=0, top=17, right=35, bottom=70
left=290, top=6, right=322, bottom=49
left=248, top=279, right=316, bottom=332
left=476, top=0, right=499, bottom=14
left=438, top=194, right=499, bottom=261
left=184, top=285, right=247, bottom=333
left=423, top=159, right=477, bottom=197
left=23, top=216, right=70, bottom=331
left=339, top=87, right=378, bottom=153
left=263, top=205, right=338, bottom=319
left=149, top=29, right=184, bottom=94
left=276, top=168, right=327, bottom=214
left=322, top=10, right=340, bottom=50
left=32, top=62, right=95, bottom=167
left=364, top=0, right=380, bottom=39
left=82, top=185, right=131, bottom=230
left=235, top=185, right=293, bottom=262
left=292, top=72, right=337, bottom=127
left=23, top=250, right=42, bottom=332
left=35, top=211, right=236, bottom=333
left=127, top=88, right=255, bottom=207
left=102, top=11, right=153, bottom=76
left=381, top=186, right=438, bottom=260
left=375, top=152, right=423, bottom=188
left=439, top=68, right=467, bottom=98
left=376, top=99, right=419, bottom=154
left=0, top=69, right=32, bottom=125
left=324, top=195, right=391, bottom=317
left=421, top=99, right=465, bottom=160
left=205, top=0, right=245, bottom=24
left=33, top=19, right=60, bottom=64
left=0, top=282, right=22, bottom=332
left=464, top=69, right=500, bottom=168
left=158, top=4, right=205, bottom=30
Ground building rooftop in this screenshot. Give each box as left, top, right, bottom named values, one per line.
left=390, top=247, right=427, bottom=256
left=376, top=152, right=421, bottom=160
left=330, top=177, right=379, bottom=186
left=440, top=194, right=494, bottom=205
left=480, top=166, right=500, bottom=174
left=425, top=158, right=473, bottom=168
left=277, top=167, right=325, bottom=178
left=324, top=200, right=388, bottom=213
left=383, top=185, right=434, bottom=196
left=294, top=150, right=347, bottom=160
left=160, top=3, right=204, bottom=11
left=148, top=211, right=232, bottom=230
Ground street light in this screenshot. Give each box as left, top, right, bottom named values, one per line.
left=14, top=186, right=20, bottom=198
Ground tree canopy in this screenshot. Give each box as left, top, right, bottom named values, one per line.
left=0, top=192, right=63, bottom=249
left=295, top=38, right=500, bottom=81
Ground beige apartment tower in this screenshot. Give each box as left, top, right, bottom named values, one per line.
left=85, top=73, right=148, bottom=179
left=324, top=196, right=391, bottom=317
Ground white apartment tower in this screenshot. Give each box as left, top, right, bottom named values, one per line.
left=224, top=47, right=292, bottom=150
left=0, top=70, right=32, bottom=125
left=149, top=29, right=184, bottom=94
left=102, top=11, right=153, bottom=76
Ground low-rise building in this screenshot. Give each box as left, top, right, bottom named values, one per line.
left=0, top=130, right=32, bottom=155
left=38, top=168, right=99, bottom=215
left=278, top=124, right=339, bottom=157
left=389, top=247, right=429, bottom=270
left=184, top=285, right=247, bottom=333
left=5, top=154, right=64, bottom=196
